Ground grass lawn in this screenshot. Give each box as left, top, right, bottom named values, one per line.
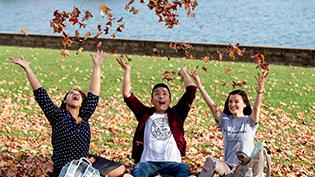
left=0, top=46, right=314, bottom=176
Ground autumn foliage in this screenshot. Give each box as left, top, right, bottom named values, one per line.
left=49, top=0, right=197, bottom=57
left=0, top=88, right=314, bottom=176
left=4, top=0, right=313, bottom=176
left=0, top=46, right=314, bottom=176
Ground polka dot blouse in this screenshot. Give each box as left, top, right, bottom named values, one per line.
left=33, top=87, right=99, bottom=170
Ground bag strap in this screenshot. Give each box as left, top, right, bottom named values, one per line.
left=82, top=166, right=99, bottom=177
left=250, top=141, right=264, bottom=158
left=64, top=160, right=80, bottom=177
left=80, top=157, right=93, bottom=166
left=64, top=157, right=94, bottom=177
left=263, top=146, right=271, bottom=177
left=80, top=157, right=100, bottom=177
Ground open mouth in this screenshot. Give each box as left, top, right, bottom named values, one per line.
left=159, top=101, right=166, bottom=106
left=73, top=95, right=79, bottom=101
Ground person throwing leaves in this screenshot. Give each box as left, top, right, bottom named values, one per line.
left=117, top=58, right=196, bottom=177
left=190, top=70, right=267, bottom=177
left=10, top=51, right=125, bottom=177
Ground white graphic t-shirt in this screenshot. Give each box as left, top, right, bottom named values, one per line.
left=140, top=113, right=181, bottom=163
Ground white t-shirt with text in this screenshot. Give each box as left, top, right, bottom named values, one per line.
left=219, top=113, right=258, bottom=166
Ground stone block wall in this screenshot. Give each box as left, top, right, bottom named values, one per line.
left=0, top=33, right=314, bottom=67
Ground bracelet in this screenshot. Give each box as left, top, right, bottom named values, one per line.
left=256, top=90, right=265, bottom=94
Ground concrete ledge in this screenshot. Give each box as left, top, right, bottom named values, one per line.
left=0, top=33, right=314, bottom=67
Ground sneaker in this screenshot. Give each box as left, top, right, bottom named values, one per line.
left=123, top=174, right=134, bottom=177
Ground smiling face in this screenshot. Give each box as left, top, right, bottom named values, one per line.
left=151, top=87, right=171, bottom=114
left=64, top=90, right=84, bottom=108
left=228, top=94, right=247, bottom=117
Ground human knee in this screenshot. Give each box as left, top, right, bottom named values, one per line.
left=203, top=157, right=216, bottom=171
left=173, top=163, right=190, bottom=177
left=107, top=165, right=126, bottom=177
left=198, top=157, right=216, bottom=177
left=132, top=162, right=152, bottom=177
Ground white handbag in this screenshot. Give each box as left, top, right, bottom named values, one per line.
left=58, top=157, right=101, bottom=177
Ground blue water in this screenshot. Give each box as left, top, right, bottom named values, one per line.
left=0, top=0, right=314, bottom=49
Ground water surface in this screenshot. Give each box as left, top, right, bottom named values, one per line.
left=0, top=0, right=314, bottom=49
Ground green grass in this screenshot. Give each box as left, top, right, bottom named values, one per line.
left=0, top=45, right=314, bottom=118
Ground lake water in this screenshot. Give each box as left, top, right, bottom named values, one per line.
left=0, top=0, right=315, bottom=49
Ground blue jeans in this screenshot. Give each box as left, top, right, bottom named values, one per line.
left=132, top=161, right=191, bottom=177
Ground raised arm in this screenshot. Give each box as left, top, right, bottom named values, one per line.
left=89, top=50, right=106, bottom=96
left=251, top=73, right=267, bottom=123
left=10, top=57, right=42, bottom=90
left=116, top=58, right=131, bottom=98
left=190, top=71, right=221, bottom=123
left=178, top=66, right=194, bottom=87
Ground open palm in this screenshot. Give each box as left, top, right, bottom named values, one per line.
left=9, top=57, right=29, bottom=69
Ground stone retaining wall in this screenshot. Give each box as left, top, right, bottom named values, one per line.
left=0, top=33, right=314, bottom=67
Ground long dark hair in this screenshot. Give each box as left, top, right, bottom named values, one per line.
left=60, top=89, right=87, bottom=109
left=223, top=89, right=252, bottom=116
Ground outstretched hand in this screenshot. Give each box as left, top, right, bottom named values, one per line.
left=9, top=57, right=30, bottom=69
left=116, top=57, right=131, bottom=71
left=256, top=72, right=267, bottom=92
left=189, top=70, right=201, bottom=85
left=9, top=57, right=42, bottom=89
left=178, top=65, right=188, bottom=76
left=178, top=65, right=194, bottom=86
left=90, top=50, right=106, bottom=66
left=116, top=56, right=132, bottom=97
